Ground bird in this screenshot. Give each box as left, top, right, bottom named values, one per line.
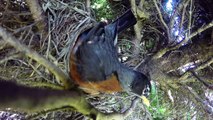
left=69, top=9, right=151, bottom=97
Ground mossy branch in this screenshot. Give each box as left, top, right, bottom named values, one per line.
left=0, top=80, right=131, bottom=120
left=0, top=80, right=95, bottom=115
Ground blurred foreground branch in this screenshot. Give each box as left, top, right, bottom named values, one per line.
left=0, top=80, right=136, bottom=120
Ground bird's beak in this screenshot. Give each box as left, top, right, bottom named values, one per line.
left=140, top=95, right=150, bottom=107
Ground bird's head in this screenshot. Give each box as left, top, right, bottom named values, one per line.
left=131, top=71, right=151, bottom=97
left=117, top=68, right=151, bottom=106
left=117, top=68, right=151, bottom=96
left=130, top=71, right=151, bottom=106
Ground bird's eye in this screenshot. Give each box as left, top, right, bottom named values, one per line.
left=143, top=86, right=150, bottom=97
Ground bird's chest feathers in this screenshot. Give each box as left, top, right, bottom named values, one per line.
left=79, top=73, right=123, bottom=94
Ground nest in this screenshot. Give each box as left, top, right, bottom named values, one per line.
left=0, top=0, right=95, bottom=85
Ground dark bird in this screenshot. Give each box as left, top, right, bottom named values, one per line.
left=69, top=9, right=151, bottom=97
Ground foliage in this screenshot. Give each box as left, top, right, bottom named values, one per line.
left=91, top=0, right=114, bottom=21
left=148, top=83, right=169, bottom=119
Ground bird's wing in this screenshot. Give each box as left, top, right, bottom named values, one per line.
left=70, top=9, right=137, bottom=84
left=113, top=9, right=137, bottom=33
left=76, top=22, right=119, bottom=82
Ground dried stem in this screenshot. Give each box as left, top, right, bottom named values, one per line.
left=25, top=0, right=47, bottom=33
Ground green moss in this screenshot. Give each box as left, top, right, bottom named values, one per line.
left=148, top=83, right=169, bottom=119
left=91, top=0, right=115, bottom=21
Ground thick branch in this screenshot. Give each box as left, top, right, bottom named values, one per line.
left=0, top=80, right=93, bottom=115
left=129, top=0, right=142, bottom=55
left=0, top=26, right=71, bottom=89
left=0, top=80, right=132, bottom=120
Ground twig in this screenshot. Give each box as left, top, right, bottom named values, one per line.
left=25, top=0, right=47, bottom=33
left=0, top=53, right=22, bottom=64
left=153, top=0, right=170, bottom=41
left=0, top=40, right=9, bottom=50
left=179, top=57, right=213, bottom=83
left=28, top=62, right=52, bottom=82
left=186, top=86, right=213, bottom=115
left=154, top=21, right=213, bottom=58
left=180, top=1, right=188, bottom=30
left=174, top=21, right=213, bottom=49
left=121, top=97, right=138, bottom=115
left=46, top=12, right=52, bottom=59
left=13, top=23, right=36, bottom=34
left=26, top=106, right=78, bottom=119
left=169, top=0, right=188, bottom=36
left=190, top=71, right=213, bottom=90
left=187, top=0, right=193, bottom=38
left=185, top=86, right=205, bottom=109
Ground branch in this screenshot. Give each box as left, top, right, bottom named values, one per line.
left=187, top=0, right=193, bottom=36
left=0, top=26, right=71, bottom=89
left=0, top=53, right=22, bottom=64
left=179, top=58, right=213, bottom=87
left=190, top=71, right=213, bottom=90
left=129, top=0, right=142, bottom=56
left=170, top=0, right=189, bottom=34
left=186, top=86, right=213, bottom=115
left=86, top=0, right=91, bottom=14
left=0, top=80, right=135, bottom=120
left=154, top=21, right=213, bottom=59
left=180, top=1, right=188, bottom=30
left=174, top=21, right=213, bottom=49
left=0, top=80, right=96, bottom=116
left=153, top=0, right=170, bottom=41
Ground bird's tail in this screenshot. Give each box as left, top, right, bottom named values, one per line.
left=111, top=9, right=137, bottom=33
left=104, top=9, right=137, bottom=45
